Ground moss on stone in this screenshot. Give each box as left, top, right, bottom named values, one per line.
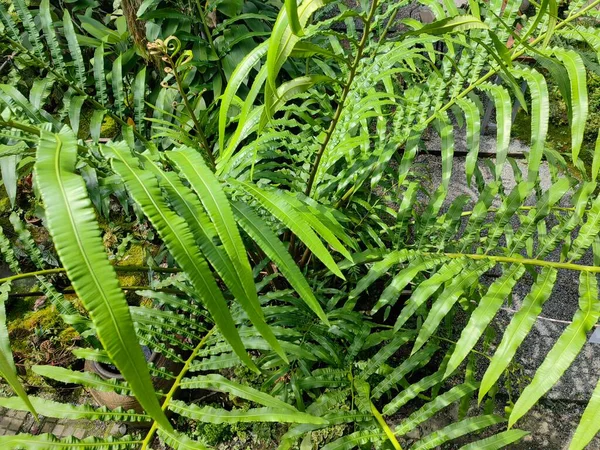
left=100, top=116, right=119, bottom=139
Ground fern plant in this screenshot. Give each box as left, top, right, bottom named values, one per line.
left=0, top=0, right=600, bottom=449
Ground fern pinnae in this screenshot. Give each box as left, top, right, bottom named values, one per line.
left=372, top=343, right=439, bottom=400
left=102, top=143, right=259, bottom=373
left=168, top=147, right=287, bottom=362
left=445, top=264, right=526, bottom=378
left=552, top=48, right=588, bottom=163
left=508, top=271, right=600, bottom=428
left=13, top=0, right=44, bottom=59
left=9, top=212, right=44, bottom=269
left=395, top=382, right=479, bottom=436
left=39, top=0, right=65, bottom=74
left=570, top=375, right=600, bottom=449
left=458, top=429, right=529, bottom=449
left=0, top=283, right=37, bottom=418
left=0, top=396, right=150, bottom=422
left=93, top=44, right=108, bottom=105
left=112, top=54, right=125, bottom=117
left=0, top=4, right=20, bottom=41
left=0, top=434, right=143, bottom=449
left=410, top=415, right=506, bottom=450
left=35, top=127, right=171, bottom=430
left=0, top=227, right=20, bottom=274
left=393, top=258, right=467, bottom=331
left=62, top=11, right=86, bottom=88
left=479, top=83, right=512, bottom=180
left=168, top=402, right=326, bottom=425
left=514, top=67, right=549, bottom=182
left=479, top=266, right=558, bottom=402
left=32, top=365, right=132, bottom=395
left=411, top=261, right=494, bottom=355
left=157, top=429, right=210, bottom=450
left=567, top=194, right=600, bottom=261
left=133, top=67, right=146, bottom=133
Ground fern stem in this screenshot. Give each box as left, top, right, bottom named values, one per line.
left=167, top=54, right=215, bottom=169
left=304, top=0, right=379, bottom=197
left=0, top=265, right=181, bottom=284
left=440, top=252, right=600, bottom=273
left=141, top=326, right=217, bottom=449
left=194, top=0, right=226, bottom=84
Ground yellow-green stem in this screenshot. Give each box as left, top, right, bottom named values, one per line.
left=141, top=327, right=216, bottom=449
left=0, top=265, right=181, bottom=284
left=440, top=252, right=600, bottom=272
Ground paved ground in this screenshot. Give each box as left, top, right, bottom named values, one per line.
left=0, top=406, right=127, bottom=438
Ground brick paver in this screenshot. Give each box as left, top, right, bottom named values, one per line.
left=0, top=406, right=128, bottom=440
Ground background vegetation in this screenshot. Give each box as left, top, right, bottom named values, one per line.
left=0, top=0, right=599, bottom=449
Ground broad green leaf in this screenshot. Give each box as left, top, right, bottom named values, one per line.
left=0, top=154, right=19, bottom=208
left=479, top=266, right=557, bottom=402
left=445, top=265, right=526, bottom=377
left=102, top=143, right=258, bottom=373
left=219, top=43, right=268, bottom=158
left=593, top=130, right=600, bottom=182
left=35, top=128, right=170, bottom=430
left=509, top=271, right=600, bottom=427
left=265, top=0, right=329, bottom=120
left=219, top=42, right=268, bottom=153
left=168, top=147, right=286, bottom=362
left=232, top=202, right=328, bottom=323
left=68, top=95, right=86, bottom=136
left=459, top=429, right=529, bottom=449
left=285, top=0, right=303, bottom=36
left=411, top=415, right=505, bottom=450
left=233, top=181, right=344, bottom=278
left=29, top=77, right=55, bottom=111
left=554, top=49, right=588, bottom=163
left=169, top=401, right=326, bottom=424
